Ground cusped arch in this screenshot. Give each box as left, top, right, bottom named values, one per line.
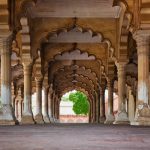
left=54, top=49, right=96, bottom=60
left=59, top=86, right=93, bottom=103
left=54, top=73, right=96, bottom=91
left=40, top=25, right=116, bottom=61
left=51, top=65, right=99, bottom=90
left=56, top=81, right=93, bottom=97
left=46, top=25, right=115, bottom=59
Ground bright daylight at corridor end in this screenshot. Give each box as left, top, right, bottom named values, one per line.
left=0, top=0, right=150, bottom=150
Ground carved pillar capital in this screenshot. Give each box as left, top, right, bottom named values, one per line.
left=100, top=86, right=105, bottom=95
left=133, top=30, right=150, bottom=55
left=23, top=64, right=32, bottom=76
left=35, top=76, right=43, bottom=83
left=22, top=58, right=33, bottom=67
left=43, top=85, right=49, bottom=92
left=0, top=32, right=12, bottom=55
left=107, top=78, right=114, bottom=88
left=133, top=30, right=150, bottom=46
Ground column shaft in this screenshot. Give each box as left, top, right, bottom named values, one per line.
left=99, top=87, right=106, bottom=123
left=48, top=92, right=53, bottom=122
left=18, top=100, right=22, bottom=122
left=131, top=31, right=150, bottom=126
left=21, top=64, right=35, bottom=124
left=95, top=92, right=99, bottom=123
left=42, top=87, right=50, bottom=123
left=0, top=37, right=15, bottom=125
left=34, top=80, right=44, bottom=124
left=128, top=88, right=135, bottom=122
left=93, top=98, right=96, bottom=122
left=114, top=63, right=129, bottom=124
left=105, top=79, right=115, bottom=124
left=15, top=101, right=18, bottom=119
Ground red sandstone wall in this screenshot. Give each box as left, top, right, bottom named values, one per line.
left=60, top=115, right=89, bottom=123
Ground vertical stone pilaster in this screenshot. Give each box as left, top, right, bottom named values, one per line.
left=54, top=96, right=58, bottom=122
left=105, top=78, right=115, bottom=124
left=50, top=92, right=55, bottom=122
left=131, top=30, right=150, bottom=126
left=21, top=64, right=35, bottom=124
left=0, top=35, right=16, bottom=125
left=99, top=86, right=106, bottom=123
left=18, top=100, right=23, bottom=122
left=114, top=62, right=129, bottom=124
left=128, top=87, right=135, bottom=122
left=15, top=100, right=18, bottom=120
left=91, top=100, right=94, bottom=123
left=42, top=86, right=50, bottom=123
left=55, top=98, right=59, bottom=122
left=15, top=88, right=23, bottom=123
left=34, top=79, right=44, bottom=124
left=11, top=83, right=16, bottom=109
left=95, top=91, right=99, bottom=123
left=92, top=97, right=96, bottom=123
left=48, top=91, right=53, bottom=122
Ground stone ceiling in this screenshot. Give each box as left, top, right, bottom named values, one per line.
left=28, top=0, right=121, bottom=18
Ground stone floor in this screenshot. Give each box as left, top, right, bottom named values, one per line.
left=0, top=124, right=150, bottom=150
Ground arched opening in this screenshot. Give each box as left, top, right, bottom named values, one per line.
left=59, top=90, right=90, bottom=123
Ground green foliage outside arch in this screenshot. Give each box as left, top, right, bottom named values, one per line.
left=69, top=91, right=89, bottom=115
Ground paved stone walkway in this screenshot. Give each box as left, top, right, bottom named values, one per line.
left=0, top=124, right=150, bottom=150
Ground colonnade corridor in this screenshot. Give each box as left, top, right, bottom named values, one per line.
left=1, top=0, right=150, bottom=149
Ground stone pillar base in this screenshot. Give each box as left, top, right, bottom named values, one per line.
left=54, top=119, right=59, bottom=123
left=99, top=116, right=106, bottom=123
left=131, top=120, right=150, bottom=126
left=43, top=115, right=50, bottom=123
left=0, top=104, right=16, bottom=125
left=49, top=117, right=55, bottom=123
left=53, top=118, right=60, bottom=123
left=104, top=114, right=115, bottom=124
left=131, top=103, right=150, bottom=126
left=21, top=115, right=35, bottom=125
left=113, top=111, right=129, bottom=125
left=34, top=114, right=44, bottom=124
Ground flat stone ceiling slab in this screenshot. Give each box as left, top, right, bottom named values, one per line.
left=30, top=0, right=121, bottom=18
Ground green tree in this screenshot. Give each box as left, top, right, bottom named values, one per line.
left=69, top=91, right=89, bottom=115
